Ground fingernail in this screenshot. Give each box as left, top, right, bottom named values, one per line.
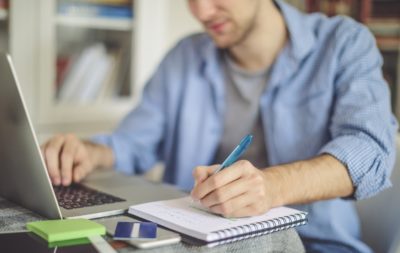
left=62, top=178, right=69, bottom=186
left=53, top=178, right=60, bottom=185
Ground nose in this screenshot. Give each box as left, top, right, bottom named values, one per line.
left=189, top=0, right=217, bottom=23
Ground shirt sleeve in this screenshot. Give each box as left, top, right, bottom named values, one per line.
left=318, top=24, right=398, bottom=200
left=91, top=43, right=182, bottom=175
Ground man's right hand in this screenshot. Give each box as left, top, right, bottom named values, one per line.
left=40, top=134, right=113, bottom=186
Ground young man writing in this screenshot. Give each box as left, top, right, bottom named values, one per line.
left=41, top=0, right=397, bottom=251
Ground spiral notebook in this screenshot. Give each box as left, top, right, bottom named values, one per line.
left=128, top=197, right=307, bottom=247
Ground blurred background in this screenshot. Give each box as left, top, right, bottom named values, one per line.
left=0, top=0, right=398, bottom=142
left=0, top=0, right=202, bottom=142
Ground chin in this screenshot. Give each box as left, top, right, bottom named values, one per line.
left=210, top=35, right=236, bottom=49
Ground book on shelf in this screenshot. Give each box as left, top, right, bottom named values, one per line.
left=380, top=50, right=400, bottom=112
left=78, top=50, right=113, bottom=102
left=0, top=0, right=8, bottom=9
left=58, top=43, right=106, bottom=102
left=371, top=0, right=400, bottom=19
left=56, top=56, right=73, bottom=89
left=304, top=0, right=370, bottom=22
left=0, top=0, right=8, bottom=20
left=113, top=42, right=131, bottom=98
left=63, top=0, right=133, bottom=5
left=57, top=43, right=130, bottom=104
left=375, top=36, right=400, bottom=51
left=305, top=0, right=400, bottom=23
left=58, top=2, right=133, bottom=19
left=382, top=54, right=399, bottom=89
left=367, top=19, right=400, bottom=37
left=96, top=48, right=123, bottom=101
left=0, top=9, right=7, bottom=20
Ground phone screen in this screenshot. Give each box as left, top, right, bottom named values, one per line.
left=0, top=232, right=99, bottom=253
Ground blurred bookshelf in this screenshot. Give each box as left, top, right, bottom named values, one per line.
left=0, top=0, right=200, bottom=140
left=0, top=0, right=8, bottom=52
left=56, top=16, right=133, bottom=30
left=290, top=0, right=400, bottom=119
left=0, top=7, right=7, bottom=20
left=0, top=0, right=200, bottom=141
left=37, top=0, right=142, bottom=138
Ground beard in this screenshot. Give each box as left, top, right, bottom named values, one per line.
left=208, top=1, right=260, bottom=49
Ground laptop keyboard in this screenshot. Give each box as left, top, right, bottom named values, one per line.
left=53, top=184, right=126, bottom=210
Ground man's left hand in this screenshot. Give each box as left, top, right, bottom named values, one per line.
left=191, top=160, right=272, bottom=218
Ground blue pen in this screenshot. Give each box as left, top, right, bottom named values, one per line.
left=213, top=134, right=253, bottom=174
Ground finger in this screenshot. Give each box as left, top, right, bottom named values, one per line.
left=73, top=145, right=91, bottom=183
left=60, top=138, right=79, bottom=186
left=72, top=143, right=94, bottom=183
left=209, top=191, right=255, bottom=217
left=73, top=162, right=90, bottom=183
left=43, top=136, right=65, bottom=185
left=193, top=161, right=250, bottom=200
left=192, top=165, right=218, bottom=186
left=200, top=177, right=250, bottom=208
left=73, top=143, right=87, bottom=166
left=191, top=165, right=217, bottom=200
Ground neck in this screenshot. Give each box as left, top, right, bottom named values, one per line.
left=228, top=1, right=287, bottom=71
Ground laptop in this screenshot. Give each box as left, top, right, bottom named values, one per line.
left=0, top=53, right=185, bottom=220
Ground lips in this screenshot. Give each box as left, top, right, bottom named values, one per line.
left=209, top=21, right=227, bottom=33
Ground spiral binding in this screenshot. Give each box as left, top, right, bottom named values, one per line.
left=208, top=212, right=307, bottom=247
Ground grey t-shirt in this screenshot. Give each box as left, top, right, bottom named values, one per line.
left=214, top=52, right=269, bottom=169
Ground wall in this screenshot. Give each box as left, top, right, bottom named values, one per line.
left=134, top=0, right=201, bottom=92
left=165, top=0, right=202, bottom=51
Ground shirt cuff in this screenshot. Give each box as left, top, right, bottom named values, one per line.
left=91, top=134, right=135, bottom=175
left=319, top=135, right=392, bottom=200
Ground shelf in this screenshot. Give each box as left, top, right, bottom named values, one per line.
left=0, top=9, right=7, bottom=20
left=376, top=37, right=400, bottom=51
left=38, top=97, right=138, bottom=125
left=56, top=15, right=133, bottom=31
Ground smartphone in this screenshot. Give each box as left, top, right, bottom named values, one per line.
left=0, top=231, right=99, bottom=253
left=97, top=216, right=181, bottom=249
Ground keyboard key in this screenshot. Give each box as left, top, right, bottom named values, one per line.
left=53, top=184, right=126, bottom=210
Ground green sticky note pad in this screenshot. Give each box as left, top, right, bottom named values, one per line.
left=27, top=219, right=105, bottom=243
left=48, top=237, right=92, bottom=248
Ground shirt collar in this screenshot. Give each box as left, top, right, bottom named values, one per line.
left=200, top=0, right=317, bottom=110
left=275, top=0, right=316, bottom=62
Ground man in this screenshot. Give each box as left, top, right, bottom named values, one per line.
left=41, top=0, right=397, bottom=252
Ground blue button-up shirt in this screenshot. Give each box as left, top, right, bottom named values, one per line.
left=93, top=1, right=397, bottom=252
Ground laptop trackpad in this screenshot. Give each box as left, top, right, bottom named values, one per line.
left=84, top=171, right=186, bottom=203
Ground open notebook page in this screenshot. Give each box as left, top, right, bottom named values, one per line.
left=129, top=197, right=305, bottom=242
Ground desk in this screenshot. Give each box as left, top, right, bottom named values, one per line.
left=0, top=196, right=305, bottom=252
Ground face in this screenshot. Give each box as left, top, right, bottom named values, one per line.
left=188, top=0, right=261, bottom=48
